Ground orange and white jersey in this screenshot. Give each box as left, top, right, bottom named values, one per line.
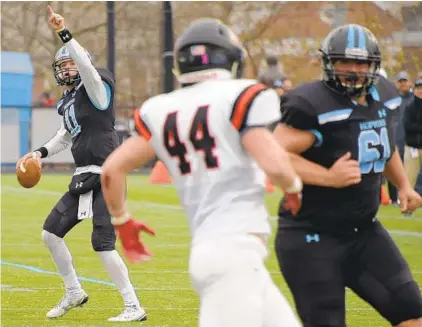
left=134, top=79, right=281, bottom=245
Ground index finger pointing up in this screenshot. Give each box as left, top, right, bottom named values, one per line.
left=47, top=5, right=54, bottom=17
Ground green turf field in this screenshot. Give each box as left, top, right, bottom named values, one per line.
left=1, top=174, right=421, bottom=327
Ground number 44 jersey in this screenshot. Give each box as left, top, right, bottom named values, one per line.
left=134, top=79, right=281, bottom=244
left=278, top=76, right=402, bottom=232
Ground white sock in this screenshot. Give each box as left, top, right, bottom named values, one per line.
left=41, top=230, right=82, bottom=294
left=98, top=250, right=141, bottom=308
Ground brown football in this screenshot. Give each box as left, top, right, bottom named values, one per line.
left=17, top=158, right=42, bottom=188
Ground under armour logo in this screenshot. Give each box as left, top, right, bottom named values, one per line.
left=75, top=182, right=83, bottom=188
left=378, top=109, right=386, bottom=118
left=305, top=234, right=320, bottom=243
left=80, top=211, right=87, bottom=216
left=63, top=34, right=70, bottom=40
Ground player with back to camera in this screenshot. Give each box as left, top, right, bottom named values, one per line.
left=100, top=18, right=303, bottom=327
left=274, top=23, right=422, bottom=327
left=16, top=6, right=148, bottom=322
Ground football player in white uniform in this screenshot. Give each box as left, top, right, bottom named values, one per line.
left=101, top=18, right=302, bottom=327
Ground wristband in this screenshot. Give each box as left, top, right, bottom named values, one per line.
left=285, top=176, right=303, bottom=194
left=57, top=27, right=73, bottom=43
left=34, top=147, right=48, bottom=158
left=111, top=212, right=131, bottom=226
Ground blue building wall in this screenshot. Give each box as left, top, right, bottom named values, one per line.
left=1, top=51, right=34, bottom=158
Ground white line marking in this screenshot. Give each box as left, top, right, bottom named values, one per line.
left=34, top=326, right=189, bottom=327
left=1, top=242, right=189, bottom=248
left=4, top=186, right=422, bottom=221
left=5, top=263, right=420, bottom=277
left=1, top=307, right=199, bottom=311
left=1, top=284, right=35, bottom=292
left=13, top=286, right=195, bottom=291
left=27, top=326, right=189, bottom=327
left=0, top=306, right=391, bottom=312
left=2, top=186, right=184, bottom=211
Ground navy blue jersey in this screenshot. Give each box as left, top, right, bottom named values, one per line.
left=57, top=68, right=119, bottom=167
left=278, top=77, right=401, bottom=232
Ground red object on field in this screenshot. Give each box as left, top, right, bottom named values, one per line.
left=380, top=185, right=391, bottom=205
left=149, top=161, right=172, bottom=184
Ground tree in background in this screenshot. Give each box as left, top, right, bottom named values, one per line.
left=2, top=1, right=421, bottom=114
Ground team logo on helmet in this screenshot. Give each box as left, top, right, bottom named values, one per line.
left=345, top=47, right=368, bottom=59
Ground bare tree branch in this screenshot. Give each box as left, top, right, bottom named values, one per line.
left=26, top=4, right=44, bottom=52
left=242, top=4, right=284, bottom=43
left=73, top=22, right=108, bottom=37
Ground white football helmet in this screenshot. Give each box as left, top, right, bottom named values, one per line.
left=52, top=46, right=92, bottom=86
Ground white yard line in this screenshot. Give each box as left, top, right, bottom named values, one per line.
left=4, top=186, right=422, bottom=221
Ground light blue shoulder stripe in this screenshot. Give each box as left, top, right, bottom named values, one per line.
left=369, top=87, right=380, bottom=101
left=89, top=81, right=112, bottom=110
left=318, top=109, right=353, bottom=125
left=384, top=96, right=402, bottom=110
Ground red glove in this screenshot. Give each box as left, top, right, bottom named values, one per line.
left=284, top=192, right=302, bottom=216
left=283, top=176, right=303, bottom=216
left=113, top=218, right=155, bottom=263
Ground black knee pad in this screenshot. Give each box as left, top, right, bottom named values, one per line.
left=388, top=281, right=422, bottom=325
left=91, top=225, right=116, bottom=252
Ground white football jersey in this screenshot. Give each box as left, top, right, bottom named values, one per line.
left=134, top=79, right=281, bottom=244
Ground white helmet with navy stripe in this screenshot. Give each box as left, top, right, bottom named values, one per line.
left=52, top=46, right=92, bottom=86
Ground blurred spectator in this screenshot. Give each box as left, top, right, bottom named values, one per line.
left=387, top=71, right=413, bottom=204
left=404, top=78, right=422, bottom=195
left=283, top=79, right=293, bottom=91
left=38, top=91, right=56, bottom=107
left=115, top=119, right=131, bottom=144
left=396, top=71, right=412, bottom=94
left=258, top=55, right=292, bottom=96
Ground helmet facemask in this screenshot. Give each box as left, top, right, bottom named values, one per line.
left=53, top=59, right=80, bottom=86
left=323, top=55, right=380, bottom=97
left=52, top=46, right=91, bottom=87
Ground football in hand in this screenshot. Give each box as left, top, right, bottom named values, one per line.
left=17, top=157, right=41, bottom=188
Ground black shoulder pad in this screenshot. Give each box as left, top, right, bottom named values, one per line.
left=280, top=88, right=319, bottom=131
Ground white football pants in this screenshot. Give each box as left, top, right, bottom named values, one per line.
left=189, top=235, right=302, bottom=327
